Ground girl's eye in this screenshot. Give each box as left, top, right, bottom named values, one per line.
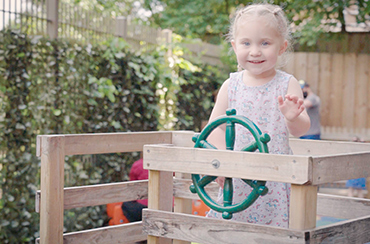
left=262, top=41, right=269, bottom=46
left=243, top=42, right=250, bottom=46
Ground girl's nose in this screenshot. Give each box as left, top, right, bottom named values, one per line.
left=250, top=46, right=261, bottom=56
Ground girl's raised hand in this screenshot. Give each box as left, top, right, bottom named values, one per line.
left=277, top=94, right=305, bottom=122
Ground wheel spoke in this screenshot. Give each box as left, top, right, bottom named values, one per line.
left=225, top=121, right=235, bottom=150
left=240, top=141, right=259, bottom=152
left=223, top=177, right=233, bottom=206
left=198, top=175, right=218, bottom=188
left=199, top=140, right=217, bottom=149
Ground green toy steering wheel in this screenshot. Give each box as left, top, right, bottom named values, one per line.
left=189, top=108, right=271, bottom=219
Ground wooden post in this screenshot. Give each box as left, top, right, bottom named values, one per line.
left=147, top=169, right=173, bottom=244
left=40, top=136, right=65, bottom=244
left=173, top=172, right=192, bottom=244
left=46, top=0, right=59, bottom=39
left=115, top=16, right=127, bottom=39
left=289, top=184, right=318, bottom=230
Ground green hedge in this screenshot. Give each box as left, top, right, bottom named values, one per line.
left=0, top=30, right=227, bottom=243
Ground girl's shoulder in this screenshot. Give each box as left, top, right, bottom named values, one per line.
left=276, top=69, right=293, bottom=80
left=229, top=70, right=243, bottom=80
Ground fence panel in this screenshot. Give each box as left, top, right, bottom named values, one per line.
left=282, top=52, right=370, bottom=139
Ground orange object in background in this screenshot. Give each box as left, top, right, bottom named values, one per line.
left=107, top=202, right=129, bottom=225
left=192, top=199, right=210, bottom=216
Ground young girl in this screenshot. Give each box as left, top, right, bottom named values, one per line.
left=206, top=4, right=310, bottom=228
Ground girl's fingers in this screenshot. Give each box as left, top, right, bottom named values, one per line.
left=277, top=96, right=284, bottom=105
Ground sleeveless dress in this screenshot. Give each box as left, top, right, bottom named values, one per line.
left=206, top=70, right=293, bottom=228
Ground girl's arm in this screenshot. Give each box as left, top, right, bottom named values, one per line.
left=278, top=77, right=311, bottom=137
left=206, top=79, right=230, bottom=150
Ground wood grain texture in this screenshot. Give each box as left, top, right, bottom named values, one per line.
left=312, top=151, right=370, bottom=184
left=289, top=185, right=318, bottom=230
left=289, top=138, right=370, bottom=156
left=40, top=136, right=65, bottom=244
left=309, top=215, right=370, bottom=244
left=63, top=222, right=146, bottom=244
left=143, top=209, right=307, bottom=244
left=144, top=144, right=312, bottom=185
left=37, top=132, right=173, bottom=156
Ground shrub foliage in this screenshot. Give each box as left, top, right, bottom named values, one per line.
left=0, top=30, right=227, bottom=243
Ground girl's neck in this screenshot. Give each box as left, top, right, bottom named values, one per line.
left=242, top=69, right=277, bottom=87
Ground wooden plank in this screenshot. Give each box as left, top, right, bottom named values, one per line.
left=312, top=152, right=370, bottom=184
left=37, top=132, right=173, bottom=156
left=306, top=53, right=320, bottom=94
left=40, top=136, right=65, bottom=244
left=289, top=138, right=370, bottom=156
left=35, top=180, right=149, bottom=212
left=318, top=53, right=332, bottom=126
left=308, top=215, right=370, bottom=244
left=143, top=209, right=307, bottom=244
left=317, top=194, right=370, bottom=219
left=171, top=131, right=194, bottom=147
left=63, top=222, right=146, bottom=244
left=64, top=180, right=148, bottom=209
left=354, top=54, right=369, bottom=129
left=289, top=185, right=317, bottom=230
left=342, top=53, right=356, bottom=128
left=294, top=52, right=308, bottom=80
left=144, top=144, right=312, bottom=185
left=329, top=53, right=344, bottom=127
left=282, top=52, right=295, bottom=75
left=173, top=172, right=193, bottom=244
left=147, top=170, right=173, bottom=244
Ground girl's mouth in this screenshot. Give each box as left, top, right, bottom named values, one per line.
left=249, top=60, right=265, bottom=64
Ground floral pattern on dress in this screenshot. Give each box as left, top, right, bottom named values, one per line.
left=206, top=70, right=293, bottom=228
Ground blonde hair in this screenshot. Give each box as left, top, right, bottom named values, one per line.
left=227, top=3, right=293, bottom=70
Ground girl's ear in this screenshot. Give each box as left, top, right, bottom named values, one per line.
left=279, top=40, right=288, bottom=55
left=231, top=40, right=237, bottom=53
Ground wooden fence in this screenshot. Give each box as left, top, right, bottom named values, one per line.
left=282, top=52, right=370, bottom=140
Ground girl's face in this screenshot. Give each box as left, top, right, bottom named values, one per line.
left=231, top=16, right=287, bottom=79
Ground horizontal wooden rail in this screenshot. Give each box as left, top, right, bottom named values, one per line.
left=143, top=209, right=370, bottom=244
left=143, top=209, right=307, bottom=244
left=289, top=138, right=370, bottom=156
left=36, top=222, right=146, bottom=244
left=36, top=180, right=148, bottom=212
left=312, top=151, right=370, bottom=184
left=144, top=144, right=312, bottom=185
left=308, top=214, right=370, bottom=243
left=36, top=132, right=173, bottom=156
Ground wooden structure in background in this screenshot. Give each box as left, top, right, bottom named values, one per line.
left=36, top=131, right=370, bottom=243
left=282, top=52, right=370, bottom=140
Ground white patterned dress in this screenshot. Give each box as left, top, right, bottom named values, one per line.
left=206, top=70, right=293, bottom=228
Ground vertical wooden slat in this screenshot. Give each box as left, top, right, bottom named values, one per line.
left=289, top=185, right=318, bottom=230
left=342, top=53, right=357, bottom=128
left=282, top=53, right=295, bottom=75
left=40, top=136, right=65, bottom=244
left=306, top=52, right=320, bottom=93
left=330, top=53, right=344, bottom=127
left=318, top=53, right=332, bottom=126
left=46, top=0, right=58, bottom=39
left=294, top=52, right=308, bottom=80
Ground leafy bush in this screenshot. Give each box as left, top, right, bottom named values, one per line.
left=0, top=29, right=227, bottom=243
left=0, top=30, right=162, bottom=243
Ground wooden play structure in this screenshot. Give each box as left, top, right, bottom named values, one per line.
left=36, top=131, right=370, bottom=243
